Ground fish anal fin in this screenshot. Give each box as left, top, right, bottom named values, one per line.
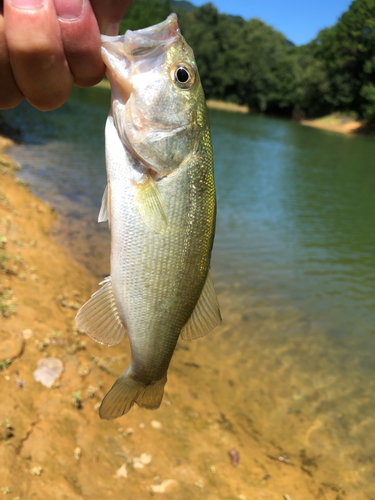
left=135, top=175, right=167, bottom=233
left=180, top=270, right=222, bottom=341
left=76, top=276, right=126, bottom=346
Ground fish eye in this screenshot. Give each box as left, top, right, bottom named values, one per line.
left=172, top=63, right=195, bottom=89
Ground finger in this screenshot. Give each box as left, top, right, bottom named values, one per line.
left=4, top=0, right=73, bottom=111
left=89, top=0, right=133, bottom=35
left=54, top=0, right=104, bottom=87
left=0, top=13, right=23, bottom=108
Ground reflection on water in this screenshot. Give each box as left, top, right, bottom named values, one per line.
left=3, top=87, right=375, bottom=495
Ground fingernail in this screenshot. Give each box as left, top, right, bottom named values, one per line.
left=9, top=0, right=44, bottom=8
left=54, top=0, right=83, bottom=20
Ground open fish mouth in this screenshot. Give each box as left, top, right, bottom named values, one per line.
left=101, top=14, right=180, bottom=106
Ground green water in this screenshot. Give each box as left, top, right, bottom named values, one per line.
left=3, top=86, right=375, bottom=494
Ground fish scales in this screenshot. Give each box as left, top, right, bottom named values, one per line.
left=76, top=14, right=221, bottom=420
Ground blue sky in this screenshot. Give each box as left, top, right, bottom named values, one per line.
left=191, top=0, right=353, bottom=45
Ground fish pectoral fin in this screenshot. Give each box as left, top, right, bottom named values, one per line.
left=75, top=276, right=126, bottom=346
left=98, top=183, right=111, bottom=227
left=135, top=175, right=167, bottom=233
left=180, top=270, right=222, bottom=341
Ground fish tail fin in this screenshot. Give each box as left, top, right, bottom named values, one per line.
left=99, top=371, right=167, bottom=420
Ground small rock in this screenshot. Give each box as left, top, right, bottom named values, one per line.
left=115, top=464, right=128, bottom=479
left=15, top=378, right=25, bottom=388
left=21, top=329, right=32, bottom=339
left=74, top=447, right=81, bottom=462
left=228, top=448, right=240, bottom=467
left=30, top=466, right=42, bottom=476
left=0, top=335, right=24, bottom=363
left=33, top=358, right=64, bottom=388
left=151, top=420, right=162, bottom=430
left=195, top=479, right=204, bottom=490
left=151, top=479, right=178, bottom=493
left=139, top=423, right=145, bottom=429
left=133, top=453, right=152, bottom=469
left=125, top=427, right=134, bottom=436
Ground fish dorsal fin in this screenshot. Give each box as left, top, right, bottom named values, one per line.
left=180, top=270, right=222, bottom=341
left=135, top=175, right=167, bottom=233
left=98, top=183, right=111, bottom=228
left=76, top=276, right=126, bottom=346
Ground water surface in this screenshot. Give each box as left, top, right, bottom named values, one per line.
left=3, top=87, right=375, bottom=495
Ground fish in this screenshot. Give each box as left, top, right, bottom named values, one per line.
left=75, top=14, right=221, bottom=420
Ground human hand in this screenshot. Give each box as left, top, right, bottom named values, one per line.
left=0, top=0, right=133, bottom=111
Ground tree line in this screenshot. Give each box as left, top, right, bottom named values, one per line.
left=120, top=0, right=375, bottom=123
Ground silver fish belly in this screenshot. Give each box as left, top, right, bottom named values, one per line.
left=76, top=14, right=221, bottom=420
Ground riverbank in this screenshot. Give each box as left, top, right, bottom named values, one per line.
left=301, top=113, right=365, bottom=135
left=0, top=135, right=346, bottom=499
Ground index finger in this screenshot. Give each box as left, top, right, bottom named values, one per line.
left=4, top=0, right=73, bottom=110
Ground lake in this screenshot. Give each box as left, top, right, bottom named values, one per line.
left=3, top=86, right=375, bottom=495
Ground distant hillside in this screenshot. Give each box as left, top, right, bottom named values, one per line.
left=170, top=0, right=197, bottom=12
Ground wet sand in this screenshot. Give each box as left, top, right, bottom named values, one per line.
left=301, top=114, right=363, bottom=134
left=0, top=136, right=355, bottom=499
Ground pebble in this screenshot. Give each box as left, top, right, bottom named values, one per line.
left=115, top=464, right=128, bottom=479
left=151, top=420, right=162, bottom=429
left=133, top=453, right=152, bottom=469
left=0, top=335, right=24, bottom=363
left=21, top=329, right=33, bottom=340
left=151, top=479, right=178, bottom=493
left=30, top=466, right=42, bottom=476
left=228, top=447, right=240, bottom=467
left=33, top=358, right=64, bottom=388
left=139, top=423, right=145, bottom=429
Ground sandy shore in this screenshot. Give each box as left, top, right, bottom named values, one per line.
left=0, top=135, right=338, bottom=499
left=301, top=114, right=364, bottom=134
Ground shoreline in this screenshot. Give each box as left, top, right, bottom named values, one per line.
left=0, top=135, right=328, bottom=499
left=301, top=114, right=367, bottom=135
left=94, top=80, right=372, bottom=133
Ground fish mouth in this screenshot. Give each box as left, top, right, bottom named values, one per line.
left=101, top=14, right=179, bottom=83
left=100, top=13, right=182, bottom=123
left=101, top=14, right=179, bottom=58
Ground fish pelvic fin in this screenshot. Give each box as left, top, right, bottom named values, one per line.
left=180, top=269, right=222, bottom=341
left=99, top=371, right=167, bottom=420
left=75, top=276, right=126, bottom=346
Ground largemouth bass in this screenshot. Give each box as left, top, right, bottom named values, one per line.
left=76, top=14, right=221, bottom=420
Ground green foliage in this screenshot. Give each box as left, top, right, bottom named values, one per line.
left=300, top=0, right=375, bottom=118
left=119, top=0, right=375, bottom=122
left=119, top=0, right=171, bottom=32
left=0, top=359, right=11, bottom=370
